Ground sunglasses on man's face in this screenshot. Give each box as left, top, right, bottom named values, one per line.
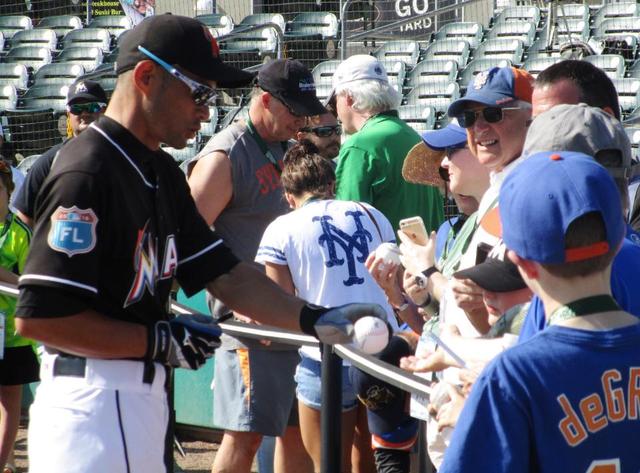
left=299, top=124, right=342, bottom=138
left=67, top=102, right=106, bottom=115
left=456, top=106, right=522, bottom=129
left=138, top=46, right=218, bottom=107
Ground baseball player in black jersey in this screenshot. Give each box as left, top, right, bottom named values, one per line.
left=14, top=15, right=386, bottom=473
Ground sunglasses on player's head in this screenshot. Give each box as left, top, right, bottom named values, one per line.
left=299, top=124, right=342, bottom=138
left=138, top=45, right=218, bottom=107
left=456, top=106, right=522, bottom=129
left=67, top=102, right=106, bottom=115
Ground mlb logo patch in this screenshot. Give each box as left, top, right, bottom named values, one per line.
left=48, top=206, right=98, bottom=257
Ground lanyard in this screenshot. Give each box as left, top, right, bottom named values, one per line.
left=246, top=118, right=288, bottom=175
left=548, top=295, right=620, bottom=326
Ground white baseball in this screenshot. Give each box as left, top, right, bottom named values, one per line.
left=352, top=316, right=390, bottom=355
left=375, top=242, right=402, bottom=266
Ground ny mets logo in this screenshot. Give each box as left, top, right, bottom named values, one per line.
left=48, top=206, right=98, bottom=257
left=314, top=210, right=372, bottom=286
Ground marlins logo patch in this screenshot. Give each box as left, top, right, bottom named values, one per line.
left=48, top=206, right=98, bottom=257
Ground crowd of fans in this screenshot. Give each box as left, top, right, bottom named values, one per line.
left=1, top=18, right=639, bottom=473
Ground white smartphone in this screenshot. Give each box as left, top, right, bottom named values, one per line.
left=399, top=216, right=428, bottom=245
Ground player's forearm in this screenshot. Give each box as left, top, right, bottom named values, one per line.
left=16, top=310, right=148, bottom=359
left=207, top=262, right=306, bottom=332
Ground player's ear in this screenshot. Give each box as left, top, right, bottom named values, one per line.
left=132, top=60, right=158, bottom=97
left=507, top=250, right=539, bottom=279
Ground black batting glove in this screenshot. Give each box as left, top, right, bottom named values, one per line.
left=146, top=314, right=222, bottom=370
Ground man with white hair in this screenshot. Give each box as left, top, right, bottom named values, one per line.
left=329, top=55, right=443, bottom=231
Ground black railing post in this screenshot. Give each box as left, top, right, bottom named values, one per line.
left=320, top=343, right=342, bottom=473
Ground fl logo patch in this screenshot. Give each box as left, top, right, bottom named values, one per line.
left=48, top=206, right=98, bottom=257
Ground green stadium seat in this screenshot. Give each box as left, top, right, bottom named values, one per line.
left=594, top=17, right=640, bottom=38
left=238, top=13, right=285, bottom=33
left=56, top=46, right=103, bottom=72
left=582, top=54, right=626, bottom=79
left=629, top=59, right=640, bottom=79
left=435, top=22, right=483, bottom=49
left=63, top=28, right=112, bottom=54
left=33, top=62, right=85, bottom=87
left=556, top=3, right=590, bottom=22
left=312, top=60, right=341, bottom=87
left=0, top=16, right=32, bottom=40
left=0, top=85, right=18, bottom=110
left=473, top=38, right=524, bottom=63
left=36, top=15, right=83, bottom=40
left=219, top=26, right=280, bottom=66
left=406, top=59, right=458, bottom=88
left=404, top=79, right=460, bottom=115
left=284, top=12, right=338, bottom=40
left=21, top=84, right=69, bottom=112
left=487, top=21, right=535, bottom=48
left=0, top=63, right=28, bottom=90
left=195, top=14, right=235, bottom=37
left=4, top=46, right=52, bottom=73
left=10, top=28, right=57, bottom=52
left=374, top=40, right=420, bottom=67
left=398, top=104, right=436, bottom=133
left=422, top=39, right=470, bottom=68
left=87, top=15, right=133, bottom=39
left=523, top=55, right=562, bottom=78
left=494, top=6, right=541, bottom=27
left=378, top=59, right=406, bottom=94
left=593, top=3, right=640, bottom=30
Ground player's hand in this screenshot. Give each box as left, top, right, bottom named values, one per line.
left=147, top=314, right=222, bottom=370
left=299, top=303, right=387, bottom=345
left=397, top=230, right=436, bottom=275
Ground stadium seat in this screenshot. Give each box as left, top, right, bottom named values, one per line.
left=612, top=78, right=640, bottom=114
left=593, top=2, right=640, bottom=30
left=582, top=54, right=626, bottom=79
left=405, top=59, right=458, bottom=89
left=237, top=13, right=286, bottom=33
left=314, top=83, right=333, bottom=103
left=487, top=21, right=535, bottom=48
left=404, top=79, right=460, bottom=115
left=0, top=64, right=29, bottom=90
left=422, top=39, right=471, bottom=68
left=523, top=55, right=562, bottom=78
left=378, top=59, right=406, bottom=93
left=56, top=46, right=104, bottom=72
left=220, top=26, right=280, bottom=67
left=199, top=107, right=219, bottom=138
left=494, top=6, right=541, bottom=26
left=473, top=38, right=524, bottom=63
left=0, top=85, right=18, bottom=110
left=36, top=15, right=83, bottom=40
left=625, top=127, right=640, bottom=149
left=594, top=17, right=640, bottom=38
left=398, top=104, right=436, bottom=132
left=626, top=107, right=640, bottom=126
left=63, top=28, right=112, bottom=53
left=374, top=40, right=420, bottom=67
left=458, top=58, right=512, bottom=90
left=629, top=59, right=640, bottom=79
left=195, top=14, right=234, bottom=37
left=217, top=106, right=249, bottom=132
left=4, top=46, right=52, bottom=72
left=21, top=84, right=69, bottom=112
left=10, top=28, right=57, bottom=52
left=556, top=3, right=589, bottom=22
left=0, top=32, right=4, bottom=52
left=0, top=15, right=32, bottom=40
left=87, top=15, right=133, bottom=39
left=284, top=12, right=339, bottom=40
left=434, top=22, right=483, bottom=49
left=312, top=60, right=341, bottom=86
left=33, top=62, right=85, bottom=87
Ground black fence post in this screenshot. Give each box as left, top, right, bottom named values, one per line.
left=320, top=343, right=342, bottom=473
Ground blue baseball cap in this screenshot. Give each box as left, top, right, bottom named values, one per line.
left=420, top=121, right=467, bottom=150
left=500, top=151, right=625, bottom=264
left=448, top=66, right=534, bottom=117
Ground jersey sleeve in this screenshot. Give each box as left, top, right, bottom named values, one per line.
left=255, top=218, right=288, bottom=266
left=335, top=147, right=375, bottom=204
left=12, top=148, right=55, bottom=218
left=439, top=359, right=532, bottom=473
left=172, top=171, right=240, bottom=296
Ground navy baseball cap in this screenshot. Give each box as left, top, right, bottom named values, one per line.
left=66, top=79, right=107, bottom=105
left=421, top=121, right=468, bottom=150
left=454, top=240, right=526, bottom=292
left=448, top=66, right=534, bottom=117
left=257, top=59, right=326, bottom=117
left=500, top=151, right=625, bottom=264
left=115, top=14, right=254, bottom=88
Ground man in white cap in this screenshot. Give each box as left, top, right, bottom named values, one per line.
left=329, top=55, right=443, bottom=232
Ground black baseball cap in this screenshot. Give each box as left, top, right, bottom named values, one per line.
left=454, top=240, right=527, bottom=293
left=257, top=59, right=326, bottom=116
left=67, top=80, right=107, bottom=105
left=115, top=14, right=254, bottom=88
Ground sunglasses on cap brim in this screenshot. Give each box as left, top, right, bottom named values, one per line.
left=456, top=106, right=522, bottom=129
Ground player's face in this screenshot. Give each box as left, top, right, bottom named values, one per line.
left=153, top=67, right=212, bottom=149
left=532, top=79, right=581, bottom=118
left=482, top=287, right=532, bottom=323
left=265, top=95, right=306, bottom=141
left=298, top=113, right=341, bottom=159
left=466, top=103, right=531, bottom=173
left=441, top=147, right=489, bottom=203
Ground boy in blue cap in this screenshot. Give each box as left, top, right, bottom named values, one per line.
left=439, top=151, right=640, bottom=472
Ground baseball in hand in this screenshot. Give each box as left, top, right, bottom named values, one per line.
left=375, top=243, right=402, bottom=266
left=352, top=316, right=390, bottom=354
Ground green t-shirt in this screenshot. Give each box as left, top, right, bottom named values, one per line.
left=335, top=111, right=444, bottom=231
left=0, top=213, right=32, bottom=347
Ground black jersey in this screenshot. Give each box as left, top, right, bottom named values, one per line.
left=16, top=116, right=239, bottom=326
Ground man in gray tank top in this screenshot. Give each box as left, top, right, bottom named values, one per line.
left=188, top=59, right=326, bottom=473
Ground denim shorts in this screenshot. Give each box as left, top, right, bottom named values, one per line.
left=294, top=354, right=358, bottom=411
